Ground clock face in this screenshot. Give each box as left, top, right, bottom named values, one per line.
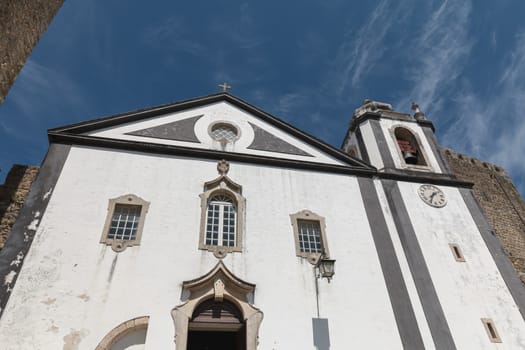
left=418, top=184, right=447, bottom=208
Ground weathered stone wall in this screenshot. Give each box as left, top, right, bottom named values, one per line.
left=444, top=148, right=525, bottom=283
left=0, top=165, right=39, bottom=251
left=0, top=0, right=64, bottom=105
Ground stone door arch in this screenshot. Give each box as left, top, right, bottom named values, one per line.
left=171, top=261, right=263, bottom=350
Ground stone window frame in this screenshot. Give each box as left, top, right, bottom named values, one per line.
left=100, top=194, right=150, bottom=253
left=449, top=243, right=466, bottom=262
left=199, top=175, right=245, bottom=258
left=290, top=210, right=330, bottom=265
left=207, top=120, right=242, bottom=144
left=389, top=125, right=433, bottom=172
left=95, top=316, right=149, bottom=350
left=481, top=318, right=502, bottom=343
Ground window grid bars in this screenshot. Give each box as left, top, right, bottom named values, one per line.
left=297, top=219, right=322, bottom=253
left=108, top=204, right=142, bottom=240
left=206, top=195, right=236, bottom=247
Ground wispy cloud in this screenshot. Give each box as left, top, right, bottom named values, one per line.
left=8, top=60, right=89, bottom=122
left=442, top=32, right=525, bottom=193
left=224, top=2, right=266, bottom=50
left=272, top=92, right=309, bottom=117
left=141, top=17, right=206, bottom=56
left=491, top=31, right=497, bottom=50
left=0, top=59, right=90, bottom=142
left=330, top=0, right=409, bottom=96
left=396, top=0, right=472, bottom=112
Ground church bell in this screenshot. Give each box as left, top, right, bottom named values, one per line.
left=402, top=151, right=418, bottom=164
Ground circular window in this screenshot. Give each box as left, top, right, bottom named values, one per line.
left=210, top=123, right=239, bottom=142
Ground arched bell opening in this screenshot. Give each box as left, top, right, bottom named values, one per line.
left=187, top=298, right=246, bottom=350
left=394, top=127, right=427, bottom=166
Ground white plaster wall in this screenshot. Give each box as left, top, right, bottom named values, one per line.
left=378, top=119, right=442, bottom=173
left=87, top=101, right=345, bottom=166
left=0, top=146, right=403, bottom=349
left=398, top=182, right=525, bottom=349
left=374, top=181, right=436, bottom=350
left=359, top=120, right=384, bottom=169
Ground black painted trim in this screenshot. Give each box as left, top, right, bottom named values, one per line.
left=48, top=131, right=474, bottom=189
left=369, top=119, right=395, bottom=169
left=0, top=144, right=70, bottom=319
left=382, top=179, right=457, bottom=350
left=421, top=127, right=452, bottom=174
left=347, top=112, right=381, bottom=134
left=358, top=178, right=425, bottom=349
left=460, top=188, right=525, bottom=320
left=355, top=128, right=370, bottom=164
left=49, top=92, right=374, bottom=170
left=417, top=119, right=435, bottom=132
left=50, top=132, right=375, bottom=176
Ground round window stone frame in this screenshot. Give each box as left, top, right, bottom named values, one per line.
left=208, top=121, right=241, bottom=143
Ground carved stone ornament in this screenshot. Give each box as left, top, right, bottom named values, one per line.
left=217, top=159, right=230, bottom=175
left=171, top=261, right=263, bottom=350
left=111, top=240, right=129, bottom=253
left=213, top=249, right=228, bottom=259
left=214, top=279, right=225, bottom=301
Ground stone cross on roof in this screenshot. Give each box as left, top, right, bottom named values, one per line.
left=218, top=82, right=232, bottom=92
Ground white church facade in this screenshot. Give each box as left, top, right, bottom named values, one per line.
left=0, top=93, right=524, bottom=349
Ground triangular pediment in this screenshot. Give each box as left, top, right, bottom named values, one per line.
left=48, top=93, right=375, bottom=172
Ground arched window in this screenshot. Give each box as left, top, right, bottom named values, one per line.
left=394, top=127, right=427, bottom=166
left=199, top=160, right=245, bottom=258
left=206, top=193, right=237, bottom=247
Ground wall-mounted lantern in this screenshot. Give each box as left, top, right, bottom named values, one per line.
left=317, top=258, right=336, bottom=282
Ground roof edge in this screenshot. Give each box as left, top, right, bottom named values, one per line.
left=48, top=92, right=375, bottom=170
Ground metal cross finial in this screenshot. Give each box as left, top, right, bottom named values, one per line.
left=218, top=82, right=232, bottom=92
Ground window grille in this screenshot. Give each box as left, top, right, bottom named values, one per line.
left=108, top=204, right=142, bottom=240
left=297, top=219, right=323, bottom=253
left=206, top=194, right=236, bottom=247
left=100, top=194, right=149, bottom=252
left=211, top=124, right=238, bottom=142
left=290, top=210, right=329, bottom=263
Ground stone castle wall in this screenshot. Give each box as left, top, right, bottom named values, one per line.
left=444, top=148, right=525, bottom=283
left=0, top=0, right=64, bottom=105
left=0, top=165, right=39, bottom=251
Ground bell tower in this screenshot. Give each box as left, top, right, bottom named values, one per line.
left=342, top=100, right=452, bottom=175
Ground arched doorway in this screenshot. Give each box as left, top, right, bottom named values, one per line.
left=187, top=299, right=246, bottom=350
left=172, top=261, right=263, bottom=350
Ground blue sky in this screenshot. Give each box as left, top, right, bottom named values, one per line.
left=1, top=0, right=525, bottom=196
